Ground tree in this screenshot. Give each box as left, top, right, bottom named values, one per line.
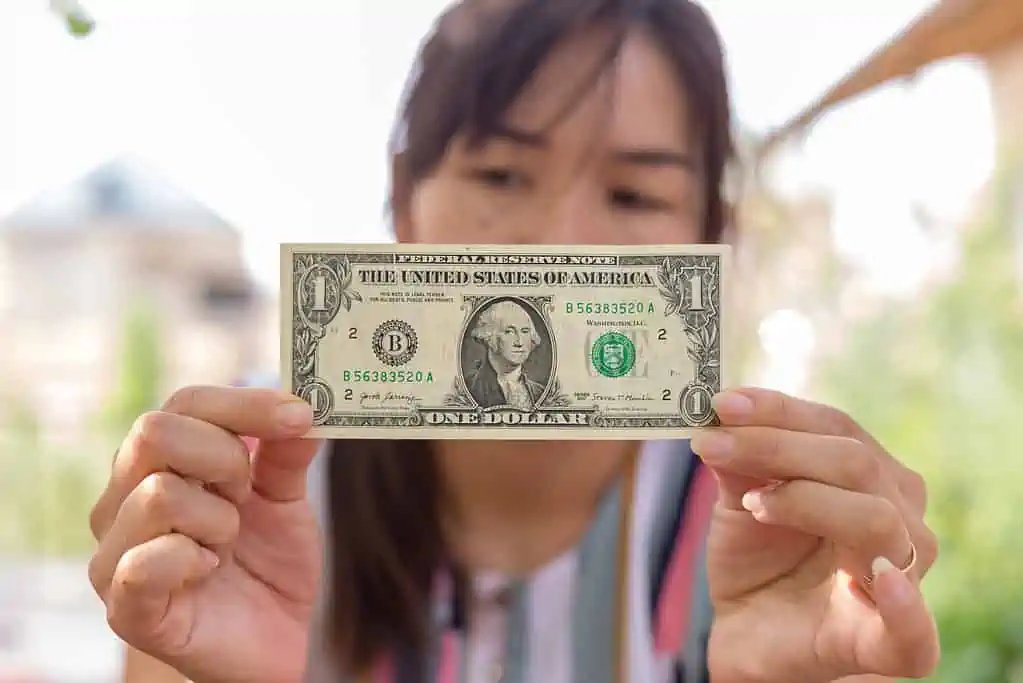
left=100, top=302, right=165, bottom=434
left=0, top=397, right=105, bottom=557
left=50, top=0, right=95, bottom=37
left=0, top=303, right=166, bottom=557
left=813, top=156, right=1023, bottom=682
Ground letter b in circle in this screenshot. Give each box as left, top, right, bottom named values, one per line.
left=372, top=320, right=419, bottom=367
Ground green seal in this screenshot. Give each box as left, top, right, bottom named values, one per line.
left=591, top=331, right=636, bottom=378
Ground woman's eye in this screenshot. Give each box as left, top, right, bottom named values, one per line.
left=471, top=167, right=528, bottom=189
left=609, top=187, right=666, bottom=211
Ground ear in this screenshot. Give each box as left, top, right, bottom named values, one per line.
left=390, top=153, right=415, bottom=244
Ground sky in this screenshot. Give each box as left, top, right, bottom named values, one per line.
left=0, top=0, right=999, bottom=298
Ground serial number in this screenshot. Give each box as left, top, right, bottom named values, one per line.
left=343, top=369, right=435, bottom=383
left=565, top=301, right=655, bottom=315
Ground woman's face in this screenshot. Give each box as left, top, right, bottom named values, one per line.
left=396, top=28, right=704, bottom=246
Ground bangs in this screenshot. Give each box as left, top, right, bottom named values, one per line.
left=393, top=0, right=628, bottom=171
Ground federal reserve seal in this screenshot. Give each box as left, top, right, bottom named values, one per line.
left=591, top=331, right=635, bottom=378
left=372, top=320, right=418, bottom=367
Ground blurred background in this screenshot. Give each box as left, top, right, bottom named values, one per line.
left=1, top=0, right=1021, bottom=681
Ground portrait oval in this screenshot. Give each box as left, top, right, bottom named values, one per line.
left=459, top=296, right=554, bottom=410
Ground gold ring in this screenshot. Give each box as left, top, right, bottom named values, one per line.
left=863, top=542, right=917, bottom=587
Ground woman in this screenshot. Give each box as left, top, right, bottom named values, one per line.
left=87, top=1, right=940, bottom=682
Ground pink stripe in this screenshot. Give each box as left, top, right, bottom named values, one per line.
left=437, top=631, right=461, bottom=683
left=653, top=464, right=718, bottom=654
left=242, top=436, right=259, bottom=453
left=373, top=655, right=395, bottom=683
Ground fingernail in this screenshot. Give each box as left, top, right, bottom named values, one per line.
left=690, top=430, right=735, bottom=460
left=276, top=400, right=312, bottom=430
left=712, top=391, right=753, bottom=418
left=200, top=547, right=220, bottom=569
left=741, top=490, right=766, bottom=517
left=871, top=556, right=896, bottom=577
left=871, top=556, right=915, bottom=604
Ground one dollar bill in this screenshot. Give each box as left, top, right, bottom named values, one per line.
left=281, top=244, right=731, bottom=439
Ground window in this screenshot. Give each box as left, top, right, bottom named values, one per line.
left=200, top=278, right=254, bottom=316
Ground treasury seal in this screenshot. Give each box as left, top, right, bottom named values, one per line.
left=590, top=331, right=635, bottom=378
left=372, top=320, right=418, bottom=367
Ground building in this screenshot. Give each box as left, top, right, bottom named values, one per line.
left=0, top=155, right=276, bottom=441
left=759, top=0, right=1023, bottom=281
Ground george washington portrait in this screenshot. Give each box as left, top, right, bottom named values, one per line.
left=460, top=297, right=553, bottom=410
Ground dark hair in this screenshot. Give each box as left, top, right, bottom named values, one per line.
left=326, top=0, right=734, bottom=674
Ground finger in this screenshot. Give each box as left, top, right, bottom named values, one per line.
left=860, top=557, right=940, bottom=678
left=715, top=389, right=934, bottom=535
left=897, top=466, right=928, bottom=517
left=105, top=533, right=219, bottom=646
left=91, top=412, right=250, bottom=540
left=713, top=387, right=911, bottom=480
left=691, top=427, right=881, bottom=494
left=711, top=388, right=865, bottom=437
left=90, top=472, right=240, bottom=599
left=712, top=388, right=936, bottom=573
left=741, top=479, right=911, bottom=577
left=162, top=385, right=313, bottom=440
left=250, top=437, right=323, bottom=503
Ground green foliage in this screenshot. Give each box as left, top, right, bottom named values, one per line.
left=814, top=159, right=1023, bottom=682
left=0, top=303, right=164, bottom=557
left=9, top=447, right=108, bottom=557
left=99, top=303, right=164, bottom=434
left=52, top=1, right=95, bottom=38
left=0, top=399, right=109, bottom=557
left=66, top=13, right=94, bottom=37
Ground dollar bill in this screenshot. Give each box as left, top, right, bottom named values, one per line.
left=281, top=243, right=731, bottom=439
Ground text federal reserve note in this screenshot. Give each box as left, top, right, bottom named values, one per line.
left=281, top=244, right=730, bottom=439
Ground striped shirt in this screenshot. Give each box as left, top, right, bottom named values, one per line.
left=302, top=440, right=715, bottom=683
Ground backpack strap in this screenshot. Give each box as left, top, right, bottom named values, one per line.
left=681, top=535, right=713, bottom=683
left=649, top=443, right=718, bottom=681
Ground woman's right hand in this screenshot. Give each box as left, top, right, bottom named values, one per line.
left=88, top=386, right=324, bottom=683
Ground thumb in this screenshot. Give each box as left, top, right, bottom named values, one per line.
left=865, top=556, right=940, bottom=678
left=250, top=437, right=324, bottom=503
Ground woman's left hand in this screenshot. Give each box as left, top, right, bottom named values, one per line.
left=693, top=387, right=940, bottom=683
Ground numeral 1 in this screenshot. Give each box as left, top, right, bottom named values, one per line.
left=689, top=387, right=704, bottom=414
left=687, top=273, right=704, bottom=311
left=311, top=275, right=328, bottom=311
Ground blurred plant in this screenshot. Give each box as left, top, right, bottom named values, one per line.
left=0, top=399, right=104, bottom=557
left=0, top=398, right=43, bottom=553
left=50, top=0, right=94, bottom=38
left=98, top=302, right=165, bottom=434
left=813, top=155, right=1023, bottom=682
left=0, top=303, right=165, bottom=557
